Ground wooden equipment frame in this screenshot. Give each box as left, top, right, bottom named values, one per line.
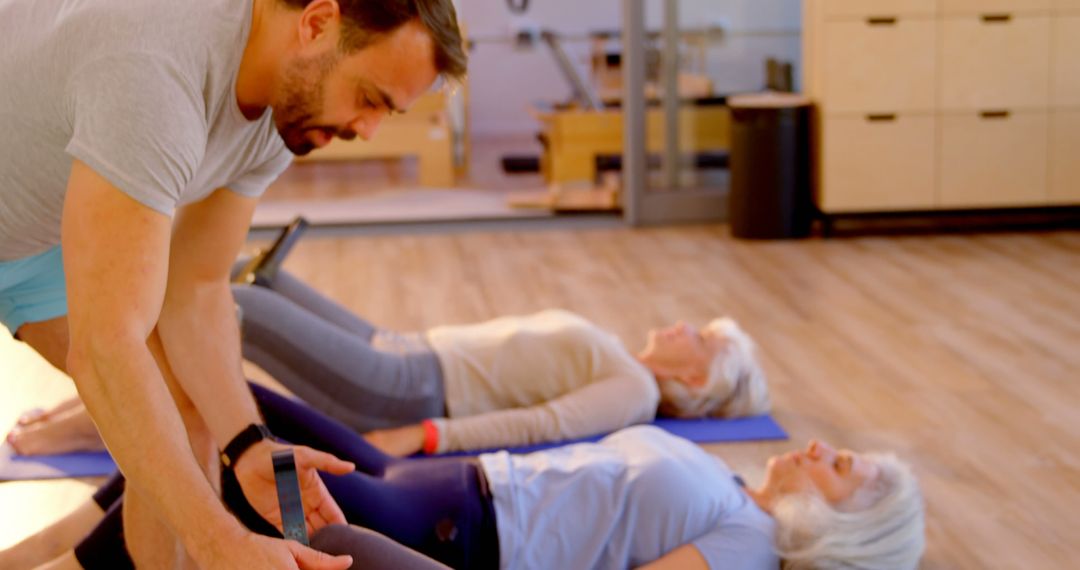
left=536, top=103, right=732, bottom=186
left=295, top=90, right=458, bottom=187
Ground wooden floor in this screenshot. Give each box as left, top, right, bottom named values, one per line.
left=2, top=226, right=1078, bottom=569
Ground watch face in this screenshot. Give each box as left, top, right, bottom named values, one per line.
left=272, top=449, right=309, bottom=546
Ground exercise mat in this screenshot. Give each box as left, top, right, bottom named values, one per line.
left=0, top=443, right=116, bottom=481
left=438, top=414, right=788, bottom=457
left=0, top=415, right=789, bottom=477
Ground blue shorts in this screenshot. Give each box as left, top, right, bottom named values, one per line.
left=0, top=246, right=68, bottom=334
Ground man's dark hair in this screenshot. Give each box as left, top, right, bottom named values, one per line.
left=281, top=0, right=467, bottom=80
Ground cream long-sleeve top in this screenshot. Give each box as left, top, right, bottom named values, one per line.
left=424, top=309, right=661, bottom=453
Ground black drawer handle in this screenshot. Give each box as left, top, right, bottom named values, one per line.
left=981, top=13, right=1012, bottom=23
left=866, top=114, right=897, bottom=122
left=867, top=16, right=898, bottom=26
left=980, top=110, right=1011, bottom=119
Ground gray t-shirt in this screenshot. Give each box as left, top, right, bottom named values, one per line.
left=0, top=0, right=292, bottom=261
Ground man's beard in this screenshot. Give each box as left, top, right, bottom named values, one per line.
left=272, top=50, right=350, bottom=156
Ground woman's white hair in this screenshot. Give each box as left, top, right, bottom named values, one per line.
left=772, top=453, right=926, bottom=570
left=657, top=317, right=771, bottom=418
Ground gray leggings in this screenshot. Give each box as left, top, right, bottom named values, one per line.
left=230, top=267, right=445, bottom=433
left=311, top=525, right=450, bottom=570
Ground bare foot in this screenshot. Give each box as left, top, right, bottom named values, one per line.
left=0, top=524, right=73, bottom=570
left=37, top=552, right=84, bottom=570
left=0, top=499, right=106, bottom=569
left=0, top=532, right=71, bottom=570
left=0, top=496, right=105, bottom=565
left=16, top=407, right=47, bottom=426
left=15, top=396, right=83, bottom=427
left=6, top=404, right=105, bottom=456
left=37, top=551, right=84, bottom=570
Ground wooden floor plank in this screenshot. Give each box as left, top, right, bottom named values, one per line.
left=2, top=225, right=1077, bottom=569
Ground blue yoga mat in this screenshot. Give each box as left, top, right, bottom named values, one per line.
left=0, top=443, right=116, bottom=481
left=436, top=414, right=788, bottom=457
left=0, top=415, right=787, bottom=480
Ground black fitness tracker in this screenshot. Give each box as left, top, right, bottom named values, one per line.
left=220, top=423, right=273, bottom=468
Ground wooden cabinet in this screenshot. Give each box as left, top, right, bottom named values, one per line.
left=939, top=112, right=1048, bottom=208
left=821, top=115, right=936, bottom=212
left=941, top=0, right=1052, bottom=15
left=805, top=0, right=1077, bottom=212
left=939, top=15, right=1050, bottom=111
left=822, top=0, right=938, bottom=18
left=1052, top=17, right=1080, bottom=107
left=1057, top=0, right=1080, bottom=13
left=821, top=19, right=936, bottom=113
left=1050, top=111, right=1080, bottom=204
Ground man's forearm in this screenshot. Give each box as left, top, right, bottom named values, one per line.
left=69, top=333, right=242, bottom=556
left=156, top=279, right=262, bottom=446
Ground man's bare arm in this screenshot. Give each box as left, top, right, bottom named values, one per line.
left=61, top=160, right=243, bottom=558
left=156, top=187, right=262, bottom=449
left=158, top=187, right=352, bottom=533
left=62, top=162, right=353, bottom=570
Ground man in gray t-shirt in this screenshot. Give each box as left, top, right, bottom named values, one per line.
left=0, top=0, right=466, bottom=567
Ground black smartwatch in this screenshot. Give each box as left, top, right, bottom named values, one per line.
left=220, top=423, right=273, bottom=468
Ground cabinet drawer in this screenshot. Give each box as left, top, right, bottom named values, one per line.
left=820, top=114, right=936, bottom=212
left=1057, top=0, right=1080, bottom=13
left=1052, top=17, right=1080, bottom=107
left=823, top=0, right=937, bottom=18
left=940, top=111, right=1048, bottom=208
left=942, top=0, right=1052, bottom=14
left=1050, top=111, right=1080, bottom=204
left=821, top=19, right=936, bottom=113
left=940, top=15, right=1051, bottom=110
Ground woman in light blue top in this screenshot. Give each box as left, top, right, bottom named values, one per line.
left=11, top=383, right=925, bottom=570
left=249, top=385, right=925, bottom=570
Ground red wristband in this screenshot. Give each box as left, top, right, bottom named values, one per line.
left=421, top=419, right=439, bottom=455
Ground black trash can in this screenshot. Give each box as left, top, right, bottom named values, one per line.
left=728, top=92, right=813, bottom=239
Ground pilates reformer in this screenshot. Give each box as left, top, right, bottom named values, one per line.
left=233, top=216, right=309, bottom=288
left=502, top=24, right=731, bottom=211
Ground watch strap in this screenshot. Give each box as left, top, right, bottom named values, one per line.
left=221, top=423, right=272, bottom=468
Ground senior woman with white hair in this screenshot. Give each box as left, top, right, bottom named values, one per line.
left=9, top=268, right=770, bottom=457
left=4, top=384, right=923, bottom=570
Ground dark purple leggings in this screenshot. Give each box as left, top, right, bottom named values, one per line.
left=73, top=483, right=128, bottom=570
left=75, top=383, right=498, bottom=570
left=239, top=383, right=499, bottom=569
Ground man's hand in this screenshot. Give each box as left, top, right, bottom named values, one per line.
left=200, top=527, right=354, bottom=570
left=363, top=424, right=425, bottom=457
left=233, top=439, right=355, bottom=534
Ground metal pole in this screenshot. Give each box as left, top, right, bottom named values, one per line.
left=662, top=0, right=680, bottom=191
left=621, top=0, right=646, bottom=225
left=541, top=30, right=603, bottom=111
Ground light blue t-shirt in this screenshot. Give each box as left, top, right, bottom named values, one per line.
left=479, top=426, right=779, bottom=570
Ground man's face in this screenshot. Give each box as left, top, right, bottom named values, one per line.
left=271, top=19, right=439, bottom=156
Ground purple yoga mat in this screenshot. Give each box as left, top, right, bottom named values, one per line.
left=0, top=443, right=116, bottom=481
left=0, top=415, right=788, bottom=479
left=436, top=414, right=788, bottom=457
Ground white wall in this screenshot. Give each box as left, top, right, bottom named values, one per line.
left=456, top=0, right=802, bottom=136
